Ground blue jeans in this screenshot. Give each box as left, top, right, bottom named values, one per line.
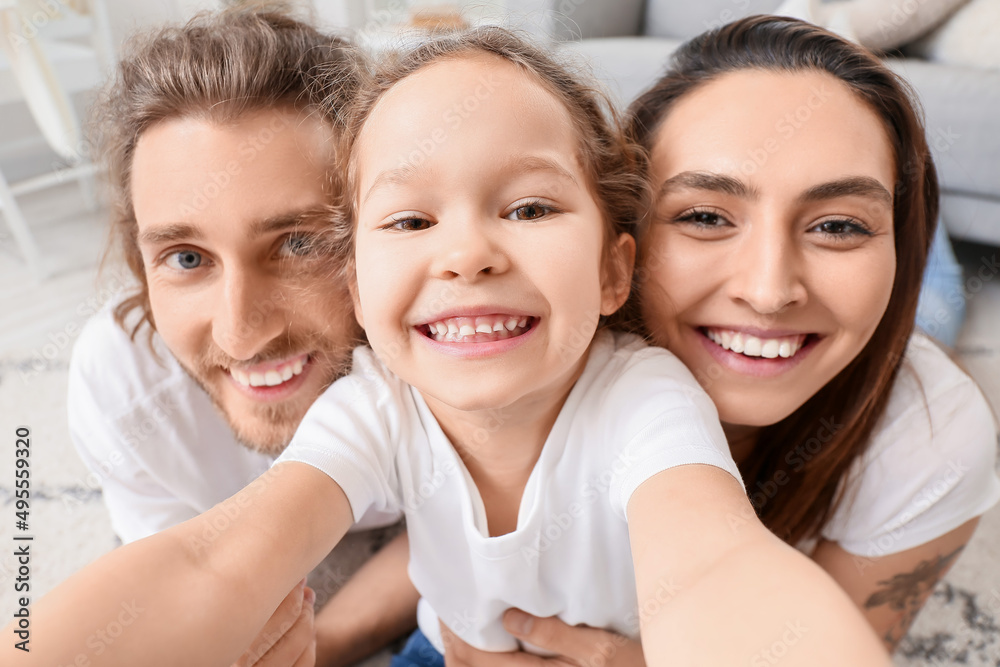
left=916, top=218, right=966, bottom=347
left=390, top=629, right=445, bottom=667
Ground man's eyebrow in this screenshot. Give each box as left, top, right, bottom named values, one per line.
left=657, top=171, right=759, bottom=201
left=138, top=223, right=201, bottom=246
left=797, top=176, right=893, bottom=207
left=247, top=208, right=330, bottom=237
left=138, top=208, right=329, bottom=247
left=362, top=155, right=579, bottom=204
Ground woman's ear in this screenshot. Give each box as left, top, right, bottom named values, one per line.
left=601, top=233, right=637, bottom=316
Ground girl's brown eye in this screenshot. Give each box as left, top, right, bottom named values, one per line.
left=389, top=217, right=433, bottom=231
left=515, top=204, right=545, bottom=220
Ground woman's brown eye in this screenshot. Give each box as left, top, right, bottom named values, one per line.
left=675, top=211, right=727, bottom=227
left=814, top=219, right=872, bottom=237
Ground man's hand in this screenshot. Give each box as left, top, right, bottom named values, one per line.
left=440, top=610, right=644, bottom=667
left=233, top=579, right=317, bottom=667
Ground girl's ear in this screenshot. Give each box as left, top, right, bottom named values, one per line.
left=600, top=233, right=636, bottom=316
left=347, top=266, right=365, bottom=329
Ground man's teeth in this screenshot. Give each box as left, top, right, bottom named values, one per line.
left=230, top=356, right=306, bottom=388
left=706, top=329, right=806, bottom=359
left=426, top=315, right=531, bottom=342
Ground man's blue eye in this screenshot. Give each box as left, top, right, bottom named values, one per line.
left=282, top=234, right=314, bottom=256
left=166, top=250, right=202, bottom=270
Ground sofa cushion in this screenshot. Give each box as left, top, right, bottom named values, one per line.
left=558, top=37, right=682, bottom=108
left=643, top=0, right=783, bottom=40
left=886, top=58, right=1000, bottom=205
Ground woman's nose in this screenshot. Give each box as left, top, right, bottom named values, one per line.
left=726, top=227, right=808, bottom=316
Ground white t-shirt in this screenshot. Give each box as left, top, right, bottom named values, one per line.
left=816, top=332, right=1000, bottom=557
left=277, top=330, right=743, bottom=653
left=68, top=302, right=398, bottom=544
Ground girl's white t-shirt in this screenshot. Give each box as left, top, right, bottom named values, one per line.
left=278, top=330, right=743, bottom=652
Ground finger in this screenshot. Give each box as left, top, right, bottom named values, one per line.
left=236, top=581, right=308, bottom=667
left=502, top=610, right=635, bottom=665
left=440, top=621, right=548, bottom=667
left=290, top=638, right=317, bottom=667
left=254, top=587, right=317, bottom=667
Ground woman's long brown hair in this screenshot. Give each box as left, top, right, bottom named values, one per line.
left=624, top=16, right=938, bottom=546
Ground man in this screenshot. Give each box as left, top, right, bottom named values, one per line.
left=68, top=9, right=415, bottom=666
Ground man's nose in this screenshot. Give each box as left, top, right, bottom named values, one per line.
left=212, top=269, right=286, bottom=361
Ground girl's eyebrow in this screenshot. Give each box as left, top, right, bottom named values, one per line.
left=363, top=155, right=579, bottom=205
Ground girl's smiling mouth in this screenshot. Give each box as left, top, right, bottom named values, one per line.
left=419, top=314, right=536, bottom=343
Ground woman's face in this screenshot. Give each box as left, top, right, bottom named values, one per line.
left=641, top=69, right=897, bottom=428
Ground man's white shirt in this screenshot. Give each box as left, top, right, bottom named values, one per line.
left=68, top=300, right=397, bottom=544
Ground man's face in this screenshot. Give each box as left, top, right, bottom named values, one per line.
left=132, top=108, right=357, bottom=453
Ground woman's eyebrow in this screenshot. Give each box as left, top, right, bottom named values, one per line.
left=797, top=176, right=893, bottom=206
left=657, top=171, right=759, bottom=201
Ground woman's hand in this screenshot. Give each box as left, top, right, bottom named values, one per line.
left=440, top=610, right=645, bottom=667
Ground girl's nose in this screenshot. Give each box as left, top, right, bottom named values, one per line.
left=431, top=218, right=510, bottom=280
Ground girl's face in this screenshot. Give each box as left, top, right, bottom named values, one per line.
left=351, top=55, right=631, bottom=421
left=641, top=69, right=897, bottom=428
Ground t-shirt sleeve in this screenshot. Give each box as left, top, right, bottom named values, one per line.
left=821, top=357, right=1000, bottom=558
left=68, top=334, right=199, bottom=543
left=275, top=348, right=406, bottom=524
left=606, top=345, right=744, bottom=519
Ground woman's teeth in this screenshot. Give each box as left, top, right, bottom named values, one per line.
left=230, top=355, right=307, bottom=387
left=425, top=315, right=531, bottom=342
left=705, top=329, right=806, bottom=359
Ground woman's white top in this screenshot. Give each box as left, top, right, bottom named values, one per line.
left=816, top=332, right=1000, bottom=557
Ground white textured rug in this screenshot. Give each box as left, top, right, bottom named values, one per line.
left=0, top=186, right=998, bottom=665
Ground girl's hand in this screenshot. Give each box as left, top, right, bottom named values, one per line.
left=233, top=580, right=317, bottom=667
left=440, top=610, right=645, bottom=667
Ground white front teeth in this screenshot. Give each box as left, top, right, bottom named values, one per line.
left=424, top=315, right=533, bottom=342
left=706, top=329, right=807, bottom=359
left=230, top=355, right=308, bottom=388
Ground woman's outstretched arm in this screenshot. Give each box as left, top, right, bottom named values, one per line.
left=628, top=464, right=891, bottom=667
left=2, top=462, right=353, bottom=667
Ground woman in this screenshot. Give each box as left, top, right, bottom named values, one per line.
left=440, top=15, right=1000, bottom=665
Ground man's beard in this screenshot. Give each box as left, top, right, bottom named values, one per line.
left=179, top=331, right=350, bottom=456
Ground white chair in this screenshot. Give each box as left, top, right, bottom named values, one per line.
left=0, top=0, right=114, bottom=280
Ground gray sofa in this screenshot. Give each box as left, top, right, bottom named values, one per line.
left=511, top=0, right=1000, bottom=247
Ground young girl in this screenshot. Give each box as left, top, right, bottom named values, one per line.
left=6, top=28, right=889, bottom=667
